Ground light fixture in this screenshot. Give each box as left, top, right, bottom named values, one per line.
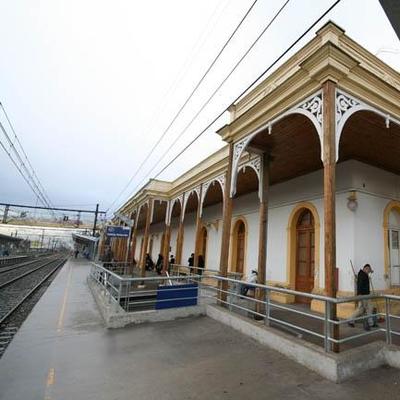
left=347, top=191, right=358, bottom=211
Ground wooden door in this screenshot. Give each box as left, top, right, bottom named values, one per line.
left=295, top=210, right=315, bottom=303
left=236, top=222, right=245, bottom=274
left=390, top=229, right=400, bottom=285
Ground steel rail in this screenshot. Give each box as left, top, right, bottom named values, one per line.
left=0, top=256, right=60, bottom=289
left=0, top=254, right=56, bottom=274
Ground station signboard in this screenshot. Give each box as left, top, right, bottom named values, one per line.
left=105, top=225, right=130, bottom=238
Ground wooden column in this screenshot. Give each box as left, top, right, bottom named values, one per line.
left=162, top=224, right=171, bottom=273
left=175, top=220, right=184, bottom=265
left=218, top=142, right=234, bottom=302
left=256, top=154, right=270, bottom=316
left=139, top=199, right=153, bottom=278
left=323, top=80, right=338, bottom=351
left=193, top=187, right=203, bottom=272
left=130, top=229, right=137, bottom=262
left=128, top=227, right=137, bottom=274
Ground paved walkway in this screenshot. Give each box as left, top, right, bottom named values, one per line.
left=0, top=259, right=399, bottom=400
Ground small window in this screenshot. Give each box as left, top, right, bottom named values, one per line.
left=297, top=210, right=313, bottom=228
left=392, top=230, right=399, bottom=250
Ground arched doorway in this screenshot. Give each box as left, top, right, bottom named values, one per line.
left=295, top=209, right=315, bottom=303
left=231, top=219, right=246, bottom=274
left=388, top=207, right=400, bottom=285
left=383, top=201, right=400, bottom=287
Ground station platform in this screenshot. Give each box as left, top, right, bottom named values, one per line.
left=0, top=258, right=399, bottom=400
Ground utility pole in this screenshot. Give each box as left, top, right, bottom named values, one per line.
left=2, top=205, right=9, bottom=224
left=92, top=203, right=99, bottom=236
left=40, top=230, right=45, bottom=250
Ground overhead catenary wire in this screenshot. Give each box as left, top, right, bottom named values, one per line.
left=0, top=103, right=53, bottom=209
left=106, top=0, right=259, bottom=213
left=0, top=132, right=49, bottom=208
left=113, top=0, right=343, bottom=215
left=0, top=103, right=55, bottom=215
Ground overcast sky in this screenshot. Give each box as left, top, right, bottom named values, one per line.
left=0, top=0, right=399, bottom=216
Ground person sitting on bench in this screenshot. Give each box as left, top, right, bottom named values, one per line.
left=241, top=270, right=258, bottom=296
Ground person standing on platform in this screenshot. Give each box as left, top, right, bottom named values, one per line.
left=348, top=264, right=376, bottom=331
left=188, top=253, right=194, bottom=274
left=145, top=253, right=154, bottom=271
left=169, top=254, right=175, bottom=273
left=155, top=254, right=163, bottom=275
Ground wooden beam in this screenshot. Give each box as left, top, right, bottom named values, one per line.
left=162, top=224, right=171, bottom=273
left=175, top=221, right=184, bottom=264
left=194, top=186, right=203, bottom=272
left=128, top=227, right=137, bottom=274
left=139, top=199, right=153, bottom=278
left=256, top=154, right=270, bottom=316
left=323, top=80, right=338, bottom=351
left=218, top=142, right=234, bottom=303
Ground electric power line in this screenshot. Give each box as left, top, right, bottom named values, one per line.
left=113, top=0, right=343, bottom=214
left=106, top=0, right=260, bottom=212
left=113, top=0, right=291, bottom=211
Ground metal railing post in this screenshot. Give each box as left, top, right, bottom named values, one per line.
left=116, top=280, right=122, bottom=313
left=385, top=297, right=392, bottom=345
left=228, top=283, right=233, bottom=312
left=264, top=289, right=270, bottom=326
left=324, top=300, right=330, bottom=352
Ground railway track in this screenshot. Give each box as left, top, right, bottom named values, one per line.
left=0, top=253, right=52, bottom=269
left=0, top=255, right=67, bottom=358
left=0, top=254, right=58, bottom=281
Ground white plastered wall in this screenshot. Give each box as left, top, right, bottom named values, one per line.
left=149, top=222, right=165, bottom=261
left=182, top=211, right=196, bottom=265
left=201, top=203, right=223, bottom=270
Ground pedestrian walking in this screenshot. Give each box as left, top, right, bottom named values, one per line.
left=348, top=264, right=377, bottom=331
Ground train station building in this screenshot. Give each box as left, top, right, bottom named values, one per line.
left=109, top=21, right=400, bottom=316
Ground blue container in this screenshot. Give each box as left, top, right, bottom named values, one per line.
left=155, top=283, right=198, bottom=309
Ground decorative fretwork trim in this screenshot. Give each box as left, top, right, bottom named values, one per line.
left=200, top=174, right=225, bottom=217
left=231, top=91, right=324, bottom=197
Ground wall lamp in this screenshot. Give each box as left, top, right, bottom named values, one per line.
left=347, top=191, right=358, bottom=211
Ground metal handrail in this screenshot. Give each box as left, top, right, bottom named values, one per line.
left=89, top=263, right=400, bottom=352
left=90, top=262, right=201, bottom=313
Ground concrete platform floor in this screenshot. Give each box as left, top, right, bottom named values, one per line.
left=0, top=259, right=400, bottom=400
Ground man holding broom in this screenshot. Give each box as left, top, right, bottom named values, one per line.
left=348, top=263, right=378, bottom=331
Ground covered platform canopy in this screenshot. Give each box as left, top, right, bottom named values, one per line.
left=72, top=233, right=99, bottom=260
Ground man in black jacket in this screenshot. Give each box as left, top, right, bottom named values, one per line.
left=348, top=264, right=375, bottom=330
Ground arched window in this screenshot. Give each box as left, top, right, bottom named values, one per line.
left=232, top=220, right=246, bottom=274
left=389, top=208, right=400, bottom=285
